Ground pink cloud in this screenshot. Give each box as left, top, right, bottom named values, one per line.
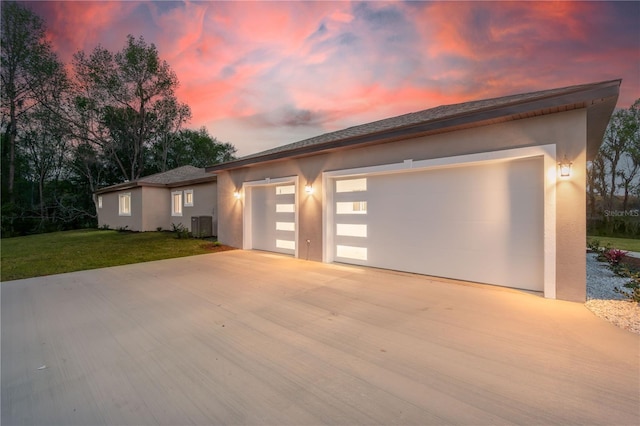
left=23, top=0, right=639, bottom=156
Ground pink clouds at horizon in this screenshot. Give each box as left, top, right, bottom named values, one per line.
left=23, top=1, right=640, bottom=156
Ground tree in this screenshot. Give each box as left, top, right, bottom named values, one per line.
left=600, top=107, right=635, bottom=213
left=148, top=127, right=237, bottom=173
left=70, top=35, right=190, bottom=182
left=616, top=100, right=640, bottom=212
left=1, top=1, right=61, bottom=201
left=20, top=105, right=70, bottom=227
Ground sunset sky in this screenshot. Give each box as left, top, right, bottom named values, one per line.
left=23, top=1, right=640, bottom=156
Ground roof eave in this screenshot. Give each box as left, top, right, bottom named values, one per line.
left=206, top=80, right=621, bottom=173
left=95, top=175, right=217, bottom=194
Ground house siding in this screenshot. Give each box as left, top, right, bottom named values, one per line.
left=218, top=109, right=588, bottom=301
left=170, top=183, right=218, bottom=234
left=142, top=187, right=171, bottom=231
left=98, top=187, right=143, bottom=231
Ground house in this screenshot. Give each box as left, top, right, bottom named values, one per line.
left=95, top=165, right=217, bottom=236
left=206, top=80, right=620, bottom=302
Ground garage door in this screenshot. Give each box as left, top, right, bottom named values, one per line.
left=328, top=157, right=544, bottom=291
left=249, top=183, right=296, bottom=255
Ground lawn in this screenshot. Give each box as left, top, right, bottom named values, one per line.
left=1, top=229, right=234, bottom=281
left=587, top=235, right=640, bottom=252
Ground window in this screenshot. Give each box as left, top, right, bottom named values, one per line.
left=336, top=178, right=367, bottom=192
left=184, top=189, right=194, bottom=207
left=276, top=185, right=295, bottom=195
left=336, top=245, right=367, bottom=260
left=172, top=191, right=183, bottom=216
left=336, top=201, right=367, bottom=214
left=336, top=223, right=367, bottom=237
left=276, top=222, right=295, bottom=231
left=118, top=193, right=131, bottom=216
left=276, top=239, right=296, bottom=250
left=276, top=204, right=295, bottom=213
left=98, top=196, right=103, bottom=209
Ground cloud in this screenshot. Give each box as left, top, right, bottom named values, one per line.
left=22, top=0, right=640, bottom=157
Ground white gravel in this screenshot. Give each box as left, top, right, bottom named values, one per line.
left=585, top=252, right=640, bottom=334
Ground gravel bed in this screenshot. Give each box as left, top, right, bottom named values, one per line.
left=586, top=252, right=640, bottom=334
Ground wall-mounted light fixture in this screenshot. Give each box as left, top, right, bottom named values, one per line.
left=558, top=155, right=572, bottom=178
left=304, top=183, right=314, bottom=194
left=233, top=190, right=241, bottom=199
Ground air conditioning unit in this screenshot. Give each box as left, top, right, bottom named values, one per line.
left=191, top=216, right=214, bottom=238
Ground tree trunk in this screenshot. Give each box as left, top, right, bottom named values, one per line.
left=8, top=106, right=16, bottom=203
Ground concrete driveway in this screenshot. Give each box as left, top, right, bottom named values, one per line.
left=2, top=250, right=639, bottom=425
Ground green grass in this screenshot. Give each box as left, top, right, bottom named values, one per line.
left=1, top=229, right=232, bottom=281
left=587, top=235, right=640, bottom=252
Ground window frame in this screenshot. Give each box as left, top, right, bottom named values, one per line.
left=98, top=196, right=103, bottom=209
left=184, top=189, right=194, bottom=207
left=171, top=191, right=183, bottom=216
left=118, top=193, right=131, bottom=216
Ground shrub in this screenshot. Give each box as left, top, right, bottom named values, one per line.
left=614, top=275, right=640, bottom=303
left=587, top=239, right=601, bottom=252
left=171, top=222, right=191, bottom=239
left=604, top=248, right=628, bottom=266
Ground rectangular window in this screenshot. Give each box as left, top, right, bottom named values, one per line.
left=276, top=204, right=295, bottom=213
left=276, top=185, right=295, bottom=195
left=98, top=196, right=103, bottom=209
left=336, top=245, right=368, bottom=261
left=119, top=193, right=131, bottom=216
left=276, top=222, right=295, bottom=231
left=336, top=201, right=367, bottom=214
left=184, top=189, right=194, bottom=206
left=336, top=224, right=367, bottom=237
left=172, top=191, right=183, bottom=216
left=276, top=239, right=296, bottom=250
left=336, top=178, right=367, bottom=193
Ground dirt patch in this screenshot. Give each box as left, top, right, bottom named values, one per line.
left=621, top=255, right=640, bottom=269
left=200, top=243, right=237, bottom=253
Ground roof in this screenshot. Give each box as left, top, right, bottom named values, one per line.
left=95, top=165, right=216, bottom=194
left=206, top=79, right=620, bottom=172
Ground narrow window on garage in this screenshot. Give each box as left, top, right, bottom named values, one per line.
left=172, top=191, right=183, bottom=216
left=276, top=222, right=295, bottom=231
left=119, top=193, right=131, bottom=216
left=276, top=204, right=295, bottom=213
left=184, top=189, right=194, bottom=207
left=336, top=178, right=367, bottom=192
left=336, top=245, right=367, bottom=260
left=276, top=185, right=295, bottom=195
left=336, top=223, right=367, bottom=237
left=98, top=196, right=103, bottom=209
left=336, top=201, right=367, bottom=214
left=276, top=239, right=296, bottom=250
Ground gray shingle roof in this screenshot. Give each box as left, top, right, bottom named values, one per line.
left=96, top=165, right=216, bottom=194
left=206, top=79, right=620, bottom=172
left=138, top=165, right=210, bottom=185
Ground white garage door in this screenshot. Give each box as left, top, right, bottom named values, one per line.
left=249, top=183, right=296, bottom=255
left=328, top=157, right=544, bottom=291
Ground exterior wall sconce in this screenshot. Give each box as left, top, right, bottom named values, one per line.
left=558, top=156, right=572, bottom=178
left=305, top=184, right=314, bottom=194
left=233, top=190, right=241, bottom=199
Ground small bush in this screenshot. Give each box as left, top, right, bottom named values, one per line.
left=604, top=248, right=628, bottom=266
left=614, top=276, right=640, bottom=303
left=587, top=239, right=601, bottom=252
left=156, top=227, right=163, bottom=232
left=116, top=225, right=129, bottom=233
left=171, top=222, right=191, bottom=239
